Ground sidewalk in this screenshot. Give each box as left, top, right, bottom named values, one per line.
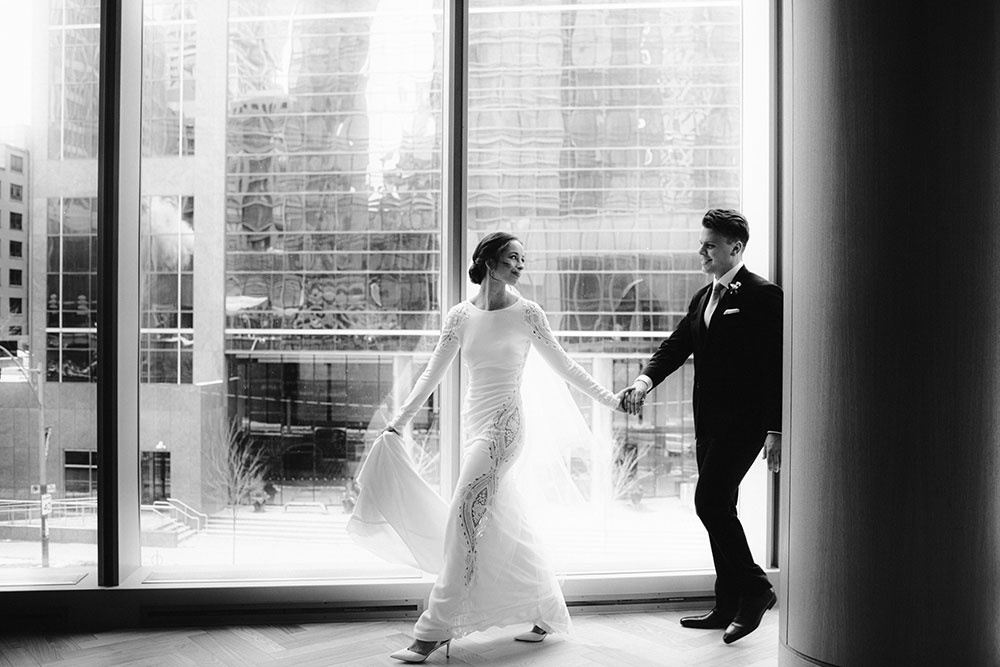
left=0, top=497, right=720, bottom=575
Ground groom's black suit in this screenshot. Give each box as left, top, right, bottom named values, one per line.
left=640, top=264, right=782, bottom=608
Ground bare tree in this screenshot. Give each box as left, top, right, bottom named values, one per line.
left=206, top=417, right=268, bottom=564
left=611, top=437, right=653, bottom=507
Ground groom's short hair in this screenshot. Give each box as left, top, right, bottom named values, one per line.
left=703, top=209, right=749, bottom=246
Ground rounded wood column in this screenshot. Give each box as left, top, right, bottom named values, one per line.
left=780, top=2, right=1000, bottom=665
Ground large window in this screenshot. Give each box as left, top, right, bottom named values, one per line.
left=136, top=0, right=446, bottom=574
left=2, top=0, right=772, bottom=600
left=464, top=0, right=771, bottom=573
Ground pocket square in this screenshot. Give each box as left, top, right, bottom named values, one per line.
left=723, top=308, right=740, bottom=315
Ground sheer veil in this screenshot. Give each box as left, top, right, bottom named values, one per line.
left=513, top=344, right=613, bottom=509
left=348, top=282, right=615, bottom=574
left=498, top=282, right=613, bottom=511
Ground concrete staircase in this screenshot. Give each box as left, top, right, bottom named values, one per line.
left=204, top=507, right=353, bottom=546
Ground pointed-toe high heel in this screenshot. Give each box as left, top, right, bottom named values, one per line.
left=513, top=625, right=547, bottom=643
left=389, top=639, right=451, bottom=663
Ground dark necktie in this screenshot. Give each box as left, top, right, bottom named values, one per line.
left=704, top=282, right=726, bottom=326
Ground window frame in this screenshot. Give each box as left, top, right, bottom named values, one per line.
left=0, top=0, right=782, bottom=629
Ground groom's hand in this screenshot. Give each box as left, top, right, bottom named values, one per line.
left=763, top=432, right=781, bottom=473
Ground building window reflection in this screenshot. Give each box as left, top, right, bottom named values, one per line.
left=46, top=197, right=98, bottom=382
left=64, top=449, right=98, bottom=497
left=49, top=0, right=101, bottom=160
left=140, top=196, right=194, bottom=384
left=142, top=0, right=196, bottom=157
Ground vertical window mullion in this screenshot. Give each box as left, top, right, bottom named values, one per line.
left=97, top=0, right=143, bottom=587
left=439, top=0, right=468, bottom=496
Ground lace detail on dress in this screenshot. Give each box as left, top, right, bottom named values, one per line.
left=387, top=303, right=470, bottom=431
left=441, top=302, right=471, bottom=345
left=459, top=395, right=522, bottom=586
left=523, top=300, right=559, bottom=350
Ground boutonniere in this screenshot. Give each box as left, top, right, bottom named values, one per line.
left=726, top=281, right=742, bottom=296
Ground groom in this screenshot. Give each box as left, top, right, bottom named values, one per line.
left=620, top=208, right=782, bottom=644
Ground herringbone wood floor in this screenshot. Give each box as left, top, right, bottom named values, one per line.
left=0, top=609, right=778, bottom=667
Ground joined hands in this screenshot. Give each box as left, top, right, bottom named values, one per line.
left=618, top=381, right=648, bottom=415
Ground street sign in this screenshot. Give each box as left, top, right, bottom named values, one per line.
left=46, top=483, right=56, bottom=493
left=30, top=484, right=40, bottom=494
left=40, top=494, right=52, bottom=516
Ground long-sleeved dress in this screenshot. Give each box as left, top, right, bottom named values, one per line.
left=352, top=296, right=619, bottom=642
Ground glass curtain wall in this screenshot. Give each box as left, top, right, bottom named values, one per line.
left=466, top=0, right=770, bottom=573
left=136, top=0, right=446, bottom=576
left=0, top=0, right=100, bottom=581
left=1, top=0, right=770, bottom=587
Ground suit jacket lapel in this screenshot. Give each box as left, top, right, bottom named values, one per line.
left=705, top=265, right=748, bottom=333
left=695, top=283, right=712, bottom=343
left=731, top=264, right=750, bottom=290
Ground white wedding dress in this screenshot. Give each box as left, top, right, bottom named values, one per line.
left=347, top=296, right=619, bottom=641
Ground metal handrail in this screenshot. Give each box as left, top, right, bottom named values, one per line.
left=0, top=500, right=37, bottom=523
left=163, top=497, right=208, bottom=531
left=141, top=504, right=175, bottom=526
left=0, top=497, right=97, bottom=523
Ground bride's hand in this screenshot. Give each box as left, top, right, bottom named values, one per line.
left=613, top=389, right=630, bottom=413
left=382, top=425, right=400, bottom=435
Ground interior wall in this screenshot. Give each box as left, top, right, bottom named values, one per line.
left=779, top=2, right=1000, bottom=665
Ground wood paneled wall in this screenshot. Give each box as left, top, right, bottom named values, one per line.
left=779, top=2, right=1000, bottom=665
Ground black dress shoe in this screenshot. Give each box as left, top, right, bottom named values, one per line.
left=680, top=608, right=736, bottom=629
left=723, top=589, right=777, bottom=644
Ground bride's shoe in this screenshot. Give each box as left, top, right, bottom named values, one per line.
left=513, top=625, right=547, bottom=643
left=389, top=639, right=451, bottom=663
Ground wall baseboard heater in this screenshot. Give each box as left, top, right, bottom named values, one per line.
left=141, top=599, right=423, bottom=626
left=567, top=593, right=715, bottom=614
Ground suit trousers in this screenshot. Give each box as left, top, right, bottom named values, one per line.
left=694, top=435, right=772, bottom=610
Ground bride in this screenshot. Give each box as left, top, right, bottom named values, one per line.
left=348, top=231, right=623, bottom=663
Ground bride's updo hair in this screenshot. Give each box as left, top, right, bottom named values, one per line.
left=468, top=231, right=520, bottom=285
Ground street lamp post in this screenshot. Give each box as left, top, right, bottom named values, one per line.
left=28, top=363, right=50, bottom=568
left=41, top=420, right=52, bottom=567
